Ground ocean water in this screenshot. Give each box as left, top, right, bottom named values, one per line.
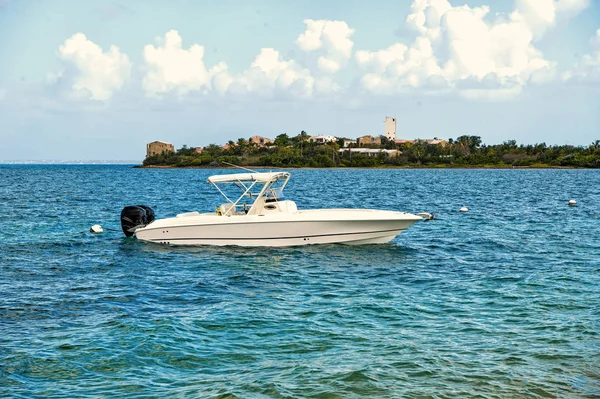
left=1, top=165, right=599, bottom=399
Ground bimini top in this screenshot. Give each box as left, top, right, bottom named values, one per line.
left=207, top=171, right=290, bottom=184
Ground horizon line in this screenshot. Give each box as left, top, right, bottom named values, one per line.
left=0, top=160, right=142, bottom=164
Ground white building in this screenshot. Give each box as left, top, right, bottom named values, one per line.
left=339, top=148, right=400, bottom=157
left=308, top=135, right=337, bottom=144
left=385, top=116, right=396, bottom=140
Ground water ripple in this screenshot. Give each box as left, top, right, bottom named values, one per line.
left=1, top=166, right=599, bottom=398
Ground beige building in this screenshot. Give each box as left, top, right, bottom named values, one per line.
left=250, top=135, right=273, bottom=147
left=357, top=135, right=382, bottom=146
left=146, top=141, right=175, bottom=158
left=385, top=116, right=396, bottom=140
left=428, top=139, right=448, bottom=147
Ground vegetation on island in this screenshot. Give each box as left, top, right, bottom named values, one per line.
left=142, top=132, right=600, bottom=168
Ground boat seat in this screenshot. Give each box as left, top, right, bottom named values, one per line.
left=218, top=203, right=237, bottom=216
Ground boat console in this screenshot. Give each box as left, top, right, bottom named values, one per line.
left=217, top=199, right=298, bottom=215
left=257, top=200, right=298, bottom=214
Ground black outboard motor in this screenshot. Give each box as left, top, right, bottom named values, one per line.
left=120, top=205, right=155, bottom=237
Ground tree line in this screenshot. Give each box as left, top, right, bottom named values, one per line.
left=142, top=132, right=600, bottom=168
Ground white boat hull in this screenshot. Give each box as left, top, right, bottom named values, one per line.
left=134, top=209, right=421, bottom=247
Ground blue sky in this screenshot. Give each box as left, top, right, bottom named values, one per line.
left=0, top=0, right=599, bottom=161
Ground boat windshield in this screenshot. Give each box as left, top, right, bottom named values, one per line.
left=263, top=179, right=286, bottom=200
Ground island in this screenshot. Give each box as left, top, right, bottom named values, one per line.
left=141, top=132, right=600, bottom=169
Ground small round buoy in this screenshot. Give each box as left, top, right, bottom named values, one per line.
left=460, top=206, right=469, bottom=212
left=90, top=224, right=104, bottom=233
left=568, top=200, right=577, bottom=206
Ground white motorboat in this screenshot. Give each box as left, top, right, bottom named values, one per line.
left=120, top=171, right=422, bottom=247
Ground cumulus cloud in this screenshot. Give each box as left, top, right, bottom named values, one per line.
left=296, top=19, right=354, bottom=73
left=356, top=37, right=443, bottom=93
left=142, top=27, right=349, bottom=99
left=143, top=30, right=224, bottom=97
left=52, top=3, right=592, bottom=103
left=563, top=29, right=600, bottom=83
left=514, top=0, right=556, bottom=37
left=212, top=48, right=315, bottom=98
left=554, top=0, right=590, bottom=18
left=58, top=33, right=131, bottom=101
left=355, top=0, right=587, bottom=99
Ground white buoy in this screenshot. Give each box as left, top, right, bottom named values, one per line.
left=568, top=200, right=577, bottom=206
left=90, top=224, right=104, bottom=233
left=460, top=206, right=469, bottom=212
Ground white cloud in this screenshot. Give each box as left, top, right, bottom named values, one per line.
left=52, top=4, right=592, bottom=104
left=555, top=0, right=590, bottom=18
left=141, top=29, right=344, bottom=99
left=212, top=48, right=315, bottom=98
left=514, top=0, right=556, bottom=37
left=355, top=43, right=409, bottom=74
left=356, top=37, right=444, bottom=93
left=296, top=19, right=354, bottom=73
left=314, top=77, right=342, bottom=95
left=563, top=29, right=600, bottom=83
left=58, top=33, right=131, bottom=101
left=355, top=0, right=587, bottom=99
left=142, top=30, right=224, bottom=97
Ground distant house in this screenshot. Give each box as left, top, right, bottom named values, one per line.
left=250, top=135, right=273, bottom=147
left=427, top=139, right=448, bottom=147
left=339, top=148, right=399, bottom=157
left=194, top=147, right=203, bottom=154
left=357, top=135, right=381, bottom=146
left=394, top=139, right=415, bottom=145
left=146, top=141, right=175, bottom=158
left=343, top=139, right=357, bottom=148
left=308, top=135, right=337, bottom=144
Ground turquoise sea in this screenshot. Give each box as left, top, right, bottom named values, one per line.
left=1, top=165, right=599, bottom=398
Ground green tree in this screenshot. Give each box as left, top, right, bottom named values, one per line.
left=294, top=130, right=310, bottom=156
left=177, top=145, right=196, bottom=156
left=455, top=135, right=482, bottom=154
left=274, top=133, right=291, bottom=147
left=410, top=141, right=425, bottom=164
left=204, top=144, right=223, bottom=157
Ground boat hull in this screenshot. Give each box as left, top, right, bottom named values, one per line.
left=134, top=209, right=421, bottom=247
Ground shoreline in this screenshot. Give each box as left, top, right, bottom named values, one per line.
left=135, top=164, right=588, bottom=170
